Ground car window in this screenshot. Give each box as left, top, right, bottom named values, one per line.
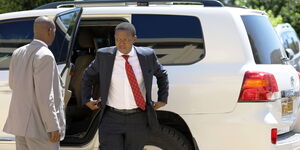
left=242, top=15, right=285, bottom=64
left=132, top=14, right=205, bottom=65
left=53, top=9, right=82, bottom=64
left=286, top=33, right=295, bottom=51
left=0, top=17, right=74, bottom=69
left=279, top=31, right=299, bottom=54
left=0, top=18, right=35, bottom=69
left=282, top=32, right=289, bottom=49
left=289, top=31, right=299, bottom=53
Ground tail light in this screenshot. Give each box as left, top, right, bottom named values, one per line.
left=271, top=128, right=277, bottom=144
left=238, top=71, right=279, bottom=102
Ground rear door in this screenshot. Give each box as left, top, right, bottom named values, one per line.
left=52, top=7, right=82, bottom=105
left=0, top=8, right=82, bottom=149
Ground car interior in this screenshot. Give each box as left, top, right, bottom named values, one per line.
left=61, top=18, right=125, bottom=146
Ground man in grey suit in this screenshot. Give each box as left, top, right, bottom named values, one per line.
left=3, top=16, right=65, bottom=150
left=82, top=22, right=169, bottom=150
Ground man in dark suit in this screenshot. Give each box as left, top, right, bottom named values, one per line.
left=81, top=22, right=169, bottom=150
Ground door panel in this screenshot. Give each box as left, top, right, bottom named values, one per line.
left=53, top=7, right=83, bottom=106
left=0, top=8, right=82, bottom=149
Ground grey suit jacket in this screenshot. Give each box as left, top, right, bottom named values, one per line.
left=81, top=46, right=169, bottom=128
left=3, top=40, right=66, bottom=141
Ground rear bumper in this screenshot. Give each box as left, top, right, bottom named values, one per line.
left=180, top=103, right=300, bottom=150
left=276, top=132, right=300, bottom=150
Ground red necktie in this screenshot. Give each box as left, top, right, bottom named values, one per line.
left=122, top=55, right=146, bottom=110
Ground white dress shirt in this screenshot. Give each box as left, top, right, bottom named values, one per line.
left=107, top=47, right=146, bottom=109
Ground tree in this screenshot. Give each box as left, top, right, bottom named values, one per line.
left=280, top=1, right=300, bottom=38
left=221, top=0, right=300, bottom=37
left=0, top=0, right=63, bottom=14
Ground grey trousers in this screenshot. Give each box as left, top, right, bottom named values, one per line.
left=15, top=136, right=59, bottom=150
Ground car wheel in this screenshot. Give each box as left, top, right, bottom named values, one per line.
left=144, top=125, right=193, bottom=150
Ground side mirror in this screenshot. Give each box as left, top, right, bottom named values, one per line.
left=285, top=48, right=295, bottom=60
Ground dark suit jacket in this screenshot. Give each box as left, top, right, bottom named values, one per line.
left=81, top=46, right=169, bottom=128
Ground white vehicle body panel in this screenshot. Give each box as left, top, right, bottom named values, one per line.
left=0, top=5, right=300, bottom=150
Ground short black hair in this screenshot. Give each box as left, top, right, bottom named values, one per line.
left=115, top=22, right=136, bottom=36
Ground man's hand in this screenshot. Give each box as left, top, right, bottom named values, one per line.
left=154, top=101, right=166, bottom=110
left=86, top=100, right=101, bottom=110
left=49, top=130, right=60, bottom=143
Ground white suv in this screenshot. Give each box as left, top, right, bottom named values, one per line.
left=1, top=0, right=300, bottom=150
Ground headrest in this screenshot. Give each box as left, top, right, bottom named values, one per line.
left=77, top=30, right=95, bottom=49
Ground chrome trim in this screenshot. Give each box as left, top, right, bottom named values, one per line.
left=281, top=90, right=300, bottom=98
left=0, top=137, right=15, bottom=141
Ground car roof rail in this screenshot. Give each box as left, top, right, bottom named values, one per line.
left=35, top=0, right=224, bottom=9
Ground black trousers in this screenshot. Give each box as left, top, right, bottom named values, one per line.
left=99, top=108, right=148, bottom=150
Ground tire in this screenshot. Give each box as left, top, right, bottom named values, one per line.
left=144, top=125, right=194, bottom=150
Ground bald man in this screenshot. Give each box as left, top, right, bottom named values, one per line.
left=3, top=16, right=65, bottom=150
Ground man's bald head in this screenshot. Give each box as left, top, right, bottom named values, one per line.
left=34, top=16, right=56, bottom=46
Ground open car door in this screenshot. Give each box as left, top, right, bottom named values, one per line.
left=0, top=7, right=82, bottom=150
left=52, top=7, right=83, bottom=106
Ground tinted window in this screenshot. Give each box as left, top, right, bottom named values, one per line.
left=242, top=16, right=285, bottom=64
left=50, top=25, right=69, bottom=63
left=132, top=14, right=204, bottom=65
left=289, top=31, right=299, bottom=53
left=59, top=13, right=77, bottom=35
left=52, top=10, right=81, bottom=63
left=282, top=32, right=289, bottom=49
left=0, top=18, right=34, bottom=69
left=0, top=15, right=78, bottom=69
left=279, top=31, right=299, bottom=54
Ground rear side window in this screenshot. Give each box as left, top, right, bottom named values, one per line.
left=0, top=17, right=72, bottom=69
left=242, top=15, right=285, bottom=64
left=0, top=18, right=34, bottom=69
left=132, top=14, right=205, bottom=65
